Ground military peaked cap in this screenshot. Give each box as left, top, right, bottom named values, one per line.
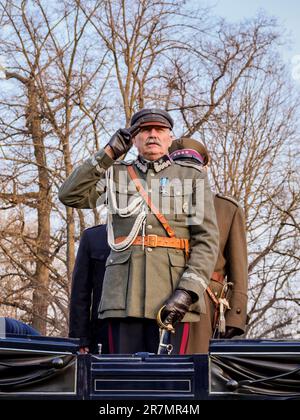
left=131, top=108, right=174, bottom=129
left=169, top=137, right=210, bottom=166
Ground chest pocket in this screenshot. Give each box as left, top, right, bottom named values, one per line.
left=99, top=250, right=132, bottom=313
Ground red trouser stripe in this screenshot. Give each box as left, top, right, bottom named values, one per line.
left=179, top=323, right=190, bottom=355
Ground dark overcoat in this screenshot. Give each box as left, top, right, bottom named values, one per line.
left=69, top=224, right=110, bottom=351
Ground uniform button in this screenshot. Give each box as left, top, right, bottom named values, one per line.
left=147, top=225, right=153, bottom=229
left=150, top=173, right=155, bottom=177
left=214, top=292, right=218, bottom=297
left=236, top=308, right=241, bottom=314
left=147, top=248, right=153, bottom=252
left=109, top=259, right=113, bottom=263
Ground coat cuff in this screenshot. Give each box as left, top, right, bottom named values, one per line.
left=179, top=271, right=208, bottom=313
left=69, top=332, right=91, bottom=348
left=78, top=337, right=91, bottom=348
left=225, top=291, right=248, bottom=331
left=89, top=149, right=115, bottom=173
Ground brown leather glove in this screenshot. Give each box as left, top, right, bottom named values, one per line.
left=220, top=326, right=244, bottom=339
left=105, top=124, right=140, bottom=159
left=161, top=289, right=194, bottom=328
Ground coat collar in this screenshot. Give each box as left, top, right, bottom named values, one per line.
left=135, top=155, right=172, bottom=174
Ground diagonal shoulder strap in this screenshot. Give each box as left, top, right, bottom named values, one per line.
left=127, top=165, right=175, bottom=238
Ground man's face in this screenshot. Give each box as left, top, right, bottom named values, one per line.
left=132, top=125, right=172, bottom=161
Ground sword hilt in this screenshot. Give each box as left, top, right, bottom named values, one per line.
left=156, top=305, right=175, bottom=333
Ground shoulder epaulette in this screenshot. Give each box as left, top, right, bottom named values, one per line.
left=216, top=193, right=240, bottom=207
left=173, top=160, right=204, bottom=172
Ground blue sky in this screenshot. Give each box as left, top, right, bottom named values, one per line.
left=204, top=0, right=300, bottom=53
left=2, top=1, right=300, bottom=85
left=199, top=0, right=300, bottom=84
left=213, top=0, right=299, bottom=52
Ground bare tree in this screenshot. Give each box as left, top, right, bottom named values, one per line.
left=0, top=0, right=109, bottom=334
left=199, top=62, right=300, bottom=338
left=145, top=10, right=300, bottom=337
left=79, top=0, right=218, bottom=128
left=0, top=0, right=299, bottom=339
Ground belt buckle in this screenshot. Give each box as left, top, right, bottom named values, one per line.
left=148, top=234, right=158, bottom=247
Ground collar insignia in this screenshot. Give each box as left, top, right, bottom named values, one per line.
left=135, top=155, right=172, bottom=173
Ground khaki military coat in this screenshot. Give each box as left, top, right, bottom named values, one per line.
left=186, top=194, right=248, bottom=353
left=59, top=150, right=219, bottom=322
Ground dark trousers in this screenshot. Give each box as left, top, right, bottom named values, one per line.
left=104, top=317, right=190, bottom=355
left=90, top=319, right=110, bottom=354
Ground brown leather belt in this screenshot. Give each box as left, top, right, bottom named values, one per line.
left=115, top=234, right=189, bottom=253
left=211, top=271, right=225, bottom=285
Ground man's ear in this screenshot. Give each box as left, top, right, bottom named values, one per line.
left=167, top=132, right=173, bottom=148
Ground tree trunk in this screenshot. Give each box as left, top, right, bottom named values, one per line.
left=60, top=97, right=75, bottom=297
left=66, top=206, right=75, bottom=295
left=27, top=79, right=51, bottom=335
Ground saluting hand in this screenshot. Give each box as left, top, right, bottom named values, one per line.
left=104, top=123, right=140, bottom=160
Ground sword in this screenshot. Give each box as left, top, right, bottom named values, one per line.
left=157, top=329, right=174, bottom=355
left=212, top=281, right=233, bottom=338
left=156, top=305, right=174, bottom=355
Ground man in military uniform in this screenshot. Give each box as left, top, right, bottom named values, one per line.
left=59, top=109, right=219, bottom=354
left=169, top=138, right=248, bottom=353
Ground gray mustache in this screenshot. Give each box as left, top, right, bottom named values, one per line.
left=146, top=137, right=161, bottom=146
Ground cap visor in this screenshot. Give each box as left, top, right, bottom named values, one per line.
left=139, top=121, right=171, bottom=129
